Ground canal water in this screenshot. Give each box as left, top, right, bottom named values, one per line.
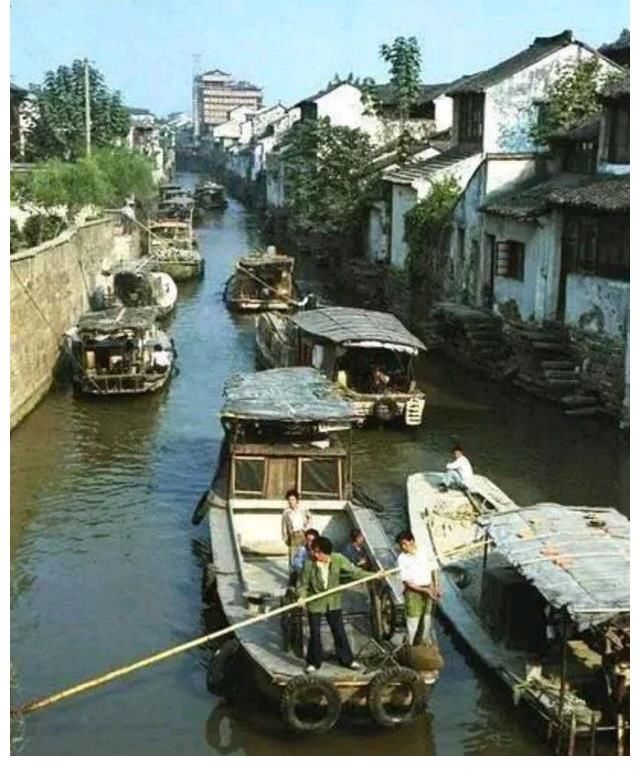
left=10, top=174, right=629, bottom=755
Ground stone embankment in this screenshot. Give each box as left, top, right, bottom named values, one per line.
left=10, top=218, right=142, bottom=428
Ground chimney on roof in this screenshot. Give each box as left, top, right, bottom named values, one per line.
left=533, top=30, right=573, bottom=46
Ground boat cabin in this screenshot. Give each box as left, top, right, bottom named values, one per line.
left=257, top=307, right=427, bottom=425
left=224, top=248, right=296, bottom=312
left=68, top=307, right=173, bottom=395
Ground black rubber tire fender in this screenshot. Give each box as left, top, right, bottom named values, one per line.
left=367, top=667, right=427, bottom=728
left=280, top=674, right=342, bottom=733
left=373, top=397, right=399, bottom=422
left=207, top=638, right=240, bottom=697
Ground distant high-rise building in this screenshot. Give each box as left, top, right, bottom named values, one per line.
left=193, top=69, right=263, bottom=138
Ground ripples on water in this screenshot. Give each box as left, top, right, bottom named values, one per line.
left=10, top=175, right=628, bottom=754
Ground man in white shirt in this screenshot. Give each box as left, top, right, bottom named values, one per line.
left=281, top=489, right=312, bottom=566
left=441, top=445, right=474, bottom=492
left=396, top=530, right=440, bottom=646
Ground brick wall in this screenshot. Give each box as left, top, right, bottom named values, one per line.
left=10, top=218, right=142, bottom=428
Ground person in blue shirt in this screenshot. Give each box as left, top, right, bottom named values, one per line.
left=341, top=528, right=369, bottom=569
left=290, top=528, right=319, bottom=584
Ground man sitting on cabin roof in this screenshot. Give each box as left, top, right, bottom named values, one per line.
left=440, top=445, right=474, bottom=493
left=297, top=536, right=368, bottom=673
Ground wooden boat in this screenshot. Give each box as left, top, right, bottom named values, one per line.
left=256, top=307, right=427, bottom=426
left=407, top=471, right=630, bottom=754
left=223, top=247, right=298, bottom=313
left=204, top=368, right=441, bottom=732
left=66, top=307, right=175, bottom=396
left=145, top=218, right=204, bottom=281
left=92, top=266, right=178, bottom=318
left=194, top=181, right=228, bottom=209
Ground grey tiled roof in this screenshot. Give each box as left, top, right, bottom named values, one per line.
left=482, top=173, right=630, bottom=219
left=447, top=30, right=578, bottom=94
left=549, top=116, right=601, bottom=142
left=382, top=145, right=480, bottom=185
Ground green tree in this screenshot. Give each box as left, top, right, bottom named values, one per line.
left=92, top=147, right=156, bottom=207
left=28, top=157, right=113, bottom=217
left=279, top=117, right=378, bottom=237
left=27, top=60, right=130, bottom=160
left=379, top=36, right=423, bottom=160
left=531, top=58, right=613, bottom=145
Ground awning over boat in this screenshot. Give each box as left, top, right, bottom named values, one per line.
left=221, top=367, right=355, bottom=423
left=479, top=504, right=629, bottom=630
left=290, top=307, right=426, bottom=353
left=77, top=306, right=158, bottom=333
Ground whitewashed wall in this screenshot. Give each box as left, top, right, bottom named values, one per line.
left=484, top=45, right=620, bottom=154
left=565, top=275, right=629, bottom=338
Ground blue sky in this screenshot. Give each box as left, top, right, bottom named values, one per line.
left=10, top=0, right=629, bottom=116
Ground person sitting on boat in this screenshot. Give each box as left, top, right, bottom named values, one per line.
left=396, top=530, right=440, bottom=646
left=290, top=528, right=320, bottom=585
left=297, top=536, right=366, bottom=673
left=281, top=489, right=313, bottom=566
left=151, top=343, right=171, bottom=373
left=440, top=445, right=474, bottom=492
left=370, top=365, right=391, bottom=393
left=340, top=528, right=370, bottom=569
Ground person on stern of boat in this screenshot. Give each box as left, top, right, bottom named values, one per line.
left=297, top=536, right=367, bottom=673
left=281, top=489, right=313, bottom=566
left=370, top=365, right=391, bottom=393
left=440, top=445, right=474, bottom=492
left=151, top=343, right=171, bottom=374
left=290, top=528, right=320, bottom=585
left=396, top=530, right=441, bottom=646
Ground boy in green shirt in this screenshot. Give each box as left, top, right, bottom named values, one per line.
left=297, top=536, right=369, bottom=673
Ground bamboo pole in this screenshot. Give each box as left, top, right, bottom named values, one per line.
left=13, top=566, right=400, bottom=717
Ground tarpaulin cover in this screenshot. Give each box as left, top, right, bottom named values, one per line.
left=290, top=307, right=426, bottom=352
left=480, top=503, right=629, bottom=630
left=221, top=367, right=355, bottom=423
left=77, top=307, right=158, bottom=333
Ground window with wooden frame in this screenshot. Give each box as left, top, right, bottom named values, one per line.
left=606, top=102, right=630, bottom=164
left=298, top=457, right=342, bottom=499
left=562, top=213, right=629, bottom=281
left=233, top=456, right=266, bottom=496
left=494, top=240, right=525, bottom=281
left=457, top=93, right=484, bottom=143
left=564, top=140, right=598, bottom=174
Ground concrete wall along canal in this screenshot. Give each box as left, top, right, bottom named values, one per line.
left=10, top=218, right=142, bottom=429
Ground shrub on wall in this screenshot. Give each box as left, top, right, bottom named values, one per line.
left=20, top=213, right=68, bottom=249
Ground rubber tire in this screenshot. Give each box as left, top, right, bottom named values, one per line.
left=373, top=397, right=399, bottom=422
left=280, top=675, right=342, bottom=733
left=207, top=638, right=240, bottom=698
left=379, top=587, right=397, bottom=640
left=367, top=667, right=427, bottom=728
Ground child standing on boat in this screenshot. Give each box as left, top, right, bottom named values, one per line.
left=282, top=489, right=313, bottom=566
left=396, top=530, right=440, bottom=646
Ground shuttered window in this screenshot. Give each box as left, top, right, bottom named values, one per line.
left=562, top=213, right=629, bottom=281
left=494, top=240, right=525, bottom=280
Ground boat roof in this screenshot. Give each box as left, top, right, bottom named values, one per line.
left=290, top=307, right=426, bottom=352
left=162, top=195, right=194, bottom=206
left=77, top=307, right=158, bottom=333
left=221, top=367, right=355, bottom=423
left=480, top=503, right=629, bottom=630
left=238, top=251, right=294, bottom=269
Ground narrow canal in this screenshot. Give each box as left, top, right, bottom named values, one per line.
left=10, top=173, right=629, bottom=755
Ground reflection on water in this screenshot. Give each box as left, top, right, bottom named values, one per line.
left=10, top=175, right=628, bottom=754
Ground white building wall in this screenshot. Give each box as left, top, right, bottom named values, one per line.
left=483, top=44, right=620, bottom=154
left=315, top=84, right=386, bottom=141
left=389, top=185, right=417, bottom=267
left=433, top=94, right=453, bottom=133
left=564, top=275, right=629, bottom=338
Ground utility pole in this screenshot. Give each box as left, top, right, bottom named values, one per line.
left=84, top=58, right=91, bottom=156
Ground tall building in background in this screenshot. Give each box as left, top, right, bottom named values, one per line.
left=192, top=69, right=263, bottom=139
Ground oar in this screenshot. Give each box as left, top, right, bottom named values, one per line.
left=13, top=566, right=400, bottom=717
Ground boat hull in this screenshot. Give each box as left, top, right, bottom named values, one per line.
left=147, top=258, right=204, bottom=281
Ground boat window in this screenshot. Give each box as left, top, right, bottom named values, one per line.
left=233, top=457, right=266, bottom=496
left=299, top=458, right=341, bottom=499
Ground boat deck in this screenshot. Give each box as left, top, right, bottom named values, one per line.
left=209, top=503, right=394, bottom=687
